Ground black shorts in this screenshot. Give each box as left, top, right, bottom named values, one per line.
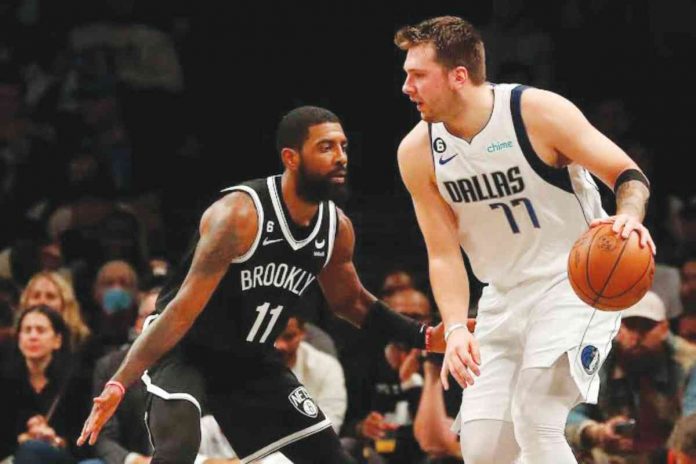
left=142, top=343, right=332, bottom=463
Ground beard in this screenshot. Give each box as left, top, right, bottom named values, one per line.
left=618, top=348, right=666, bottom=375
left=296, top=161, right=349, bottom=204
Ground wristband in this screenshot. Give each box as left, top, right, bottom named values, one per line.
left=444, top=323, right=467, bottom=343
left=105, top=380, right=125, bottom=397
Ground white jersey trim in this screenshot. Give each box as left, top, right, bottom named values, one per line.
left=323, top=202, right=337, bottom=268
left=220, top=185, right=265, bottom=264
left=267, top=175, right=324, bottom=251
left=141, top=371, right=203, bottom=414
left=240, top=418, right=332, bottom=463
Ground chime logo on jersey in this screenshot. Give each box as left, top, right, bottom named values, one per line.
left=240, top=263, right=316, bottom=296
left=288, top=386, right=318, bottom=418
left=580, top=345, right=600, bottom=375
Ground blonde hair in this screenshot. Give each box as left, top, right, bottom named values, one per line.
left=20, top=271, right=91, bottom=352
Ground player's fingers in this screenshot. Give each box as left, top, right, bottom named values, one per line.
left=440, top=361, right=450, bottom=391
left=456, top=345, right=480, bottom=376
left=611, top=216, right=628, bottom=234
left=77, top=416, right=93, bottom=446
left=449, top=356, right=474, bottom=387
left=470, top=339, right=482, bottom=368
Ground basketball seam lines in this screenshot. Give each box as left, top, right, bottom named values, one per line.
left=600, top=252, right=653, bottom=299
left=584, top=226, right=603, bottom=295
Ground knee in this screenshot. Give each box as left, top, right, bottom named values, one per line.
left=150, top=399, right=201, bottom=463
left=459, top=426, right=494, bottom=464
left=511, top=393, right=566, bottom=448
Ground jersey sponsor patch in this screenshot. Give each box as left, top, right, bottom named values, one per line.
left=288, top=386, right=318, bottom=418
left=580, top=345, right=600, bottom=375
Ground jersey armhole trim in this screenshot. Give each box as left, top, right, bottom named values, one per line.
left=510, top=85, right=574, bottom=194
left=220, top=185, right=264, bottom=264
left=323, top=202, right=338, bottom=268
left=427, top=123, right=435, bottom=169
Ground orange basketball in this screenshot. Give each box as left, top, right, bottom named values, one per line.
left=567, top=223, right=655, bottom=311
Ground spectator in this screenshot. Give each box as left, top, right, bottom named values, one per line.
left=682, top=255, right=696, bottom=315
left=667, top=414, right=696, bottom=464
left=566, top=291, right=696, bottom=463
left=344, top=287, right=432, bottom=464
left=91, top=260, right=138, bottom=351
left=0, top=305, right=90, bottom=462
left=20, top=271, right=91, bottom=353
left=275, top=316, right=347, bottom=433
left=380, top=270, right=415, bottom=297
left=0, top=277, right=19, bottom=345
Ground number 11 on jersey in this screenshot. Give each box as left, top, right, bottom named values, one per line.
left=246, top=302, right=284, bottom=343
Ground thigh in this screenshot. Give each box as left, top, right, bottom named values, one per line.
left=459, top=419, right=519, bottom=464
left=209, top=368, right=333, bottom=463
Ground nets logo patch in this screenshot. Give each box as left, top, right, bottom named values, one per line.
left=288, top=386, right=318, bottom=418
left=580, top=345, right=600, bottom=375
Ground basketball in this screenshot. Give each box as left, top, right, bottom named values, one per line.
left=568, top=223, right=655, bottom=311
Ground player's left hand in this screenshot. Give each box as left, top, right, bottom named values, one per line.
left=590, top=214, right=656, bottom=255
left=77, top=383, right=124, bottom=446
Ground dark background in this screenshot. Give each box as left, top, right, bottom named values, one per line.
left=2, top=0, right=694, bottom=289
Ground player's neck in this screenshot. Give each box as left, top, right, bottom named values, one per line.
left=281, top=172, right=320, bottom=227
left=443, top=85, right=494, bottom=142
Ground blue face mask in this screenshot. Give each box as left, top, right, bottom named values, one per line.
left=102, top=288, right=133, bottom=314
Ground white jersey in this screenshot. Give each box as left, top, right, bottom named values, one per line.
left=431, top=83, right=606, bottom=290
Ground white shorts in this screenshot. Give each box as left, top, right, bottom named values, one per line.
left=457, top=274, right=621, bottom=425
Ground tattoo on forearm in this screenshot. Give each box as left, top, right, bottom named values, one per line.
left=616, top=180, right=649, bottom=220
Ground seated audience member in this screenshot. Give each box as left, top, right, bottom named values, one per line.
left=275, top=316, right=347, bottom=433
left=91, top=260, right=139, bottom=351
left=566, top=291, right=696, bottom=463
left=0, top=278, right=19, bottom=346
left=93, top=287, right=237, bottom=464
left=668, top=414, right=696, bottom=464
left=0, top=306, right=90, bottom=463
left=683, top=256, right=696, bottom=315
left=20, top=271, right=91, bottom=353
left=413, top=353, right=463, bottom=464
left=344, top=287, right=431, bottom=464
left=380, top=270, right=415, bottom=297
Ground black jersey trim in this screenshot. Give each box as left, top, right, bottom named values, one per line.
left=510, top=85, right=574, bottom=194
left=240, top=419, right=332, bottom=463
left=220, top=185, right=265, bottom=263
left=267, top=176, right=324, bottom=250
left=323, top=201, right=338, bottom=267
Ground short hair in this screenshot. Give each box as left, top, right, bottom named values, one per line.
left=276, top=106, right=341, bottom=154
left=394, top=16, right=486, bottom=85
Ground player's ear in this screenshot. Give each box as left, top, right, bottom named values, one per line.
left=450, top=65, right=469, bottom=88
left=281, top=147, right=301, bottom=171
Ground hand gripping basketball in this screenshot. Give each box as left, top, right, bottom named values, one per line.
left=77, top=382, right=125, bottom=446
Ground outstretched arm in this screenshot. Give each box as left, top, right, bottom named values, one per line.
left=78, top=191, right=258, bottom=446
left=317, top=208, right=445, bottom=352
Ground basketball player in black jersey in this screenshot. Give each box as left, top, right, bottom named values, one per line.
left=78, top=106, right=446, bottom=463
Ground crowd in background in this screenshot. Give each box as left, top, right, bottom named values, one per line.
left=1, top=0, right=695, bottom=463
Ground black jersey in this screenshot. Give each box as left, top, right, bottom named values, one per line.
left=155, top=175, right=338, bottom=353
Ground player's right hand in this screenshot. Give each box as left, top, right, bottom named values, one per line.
left=440, top=328, right=480, bottom=390
left=77, top=384, right=124, bottom=446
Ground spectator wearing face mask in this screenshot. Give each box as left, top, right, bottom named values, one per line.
left=91, top=260, right=139, bottom=353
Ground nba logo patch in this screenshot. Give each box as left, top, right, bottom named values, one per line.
left=288, top=386, right=318, bottom=418
left=580, top=345, right=600, bottom=375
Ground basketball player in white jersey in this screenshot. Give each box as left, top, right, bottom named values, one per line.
left=394, top=16, right=656, bottom=464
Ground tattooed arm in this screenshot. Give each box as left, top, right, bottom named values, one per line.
left=111, top=192, right=258, bottom=387
left=78, top=191, right=258, bottom=446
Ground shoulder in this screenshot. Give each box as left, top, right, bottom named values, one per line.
left=518, top=87, right=583, bottom=126
left=397, top=121, right=434, bottom=193
left=672, top=335, right=696, bottom=373
left=200, top=190, right=259, bottom=240
left=397, top=121, right=430, bottom=165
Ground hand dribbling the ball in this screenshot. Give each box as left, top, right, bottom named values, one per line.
left=440, top=327, right=481, bottom=390
left=590, top=214, right=656, bottom=255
